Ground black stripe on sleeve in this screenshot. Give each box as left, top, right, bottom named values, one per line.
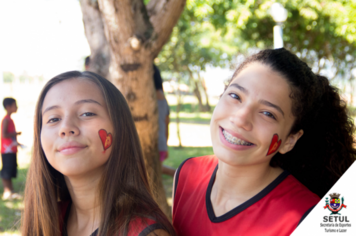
left=138, top=223, right=166, bottom=236
left=298, top=205, right=316, bottom=226
left=173, top=157, right=194, bottom=199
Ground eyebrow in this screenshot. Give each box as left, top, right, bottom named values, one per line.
left=259, top=99, right=285, bottom=117
left=229, top=83, right=248, bottom=94
left=229, top=83, right=285, bottom=117
left=42, top=99, right=102, bottom=115
left=42, top=105, right=60, bottom=115
left=74, top=99, right=102, bottom=106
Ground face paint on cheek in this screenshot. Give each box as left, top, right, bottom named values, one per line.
left=98, top=129, right=112, bottom=153
left=266, top=134, right=282, bottom=156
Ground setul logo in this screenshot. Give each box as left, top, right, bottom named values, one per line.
left=321, top=192, right=351, bottom=233
left=324, top=193, right=347, bottom=215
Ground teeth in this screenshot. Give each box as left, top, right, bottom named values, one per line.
left=222, top=129, right=253, bottom=146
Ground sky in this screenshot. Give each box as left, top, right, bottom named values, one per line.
left=0, top=0, right=90, bottom=78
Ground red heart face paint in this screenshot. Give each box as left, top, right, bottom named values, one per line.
left=266, top=134, right=282, bottom=156
left=99, top=129, right=112, bottom=152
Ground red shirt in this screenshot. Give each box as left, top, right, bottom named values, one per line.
left=59, top=201, right=163, bottom=236
left=1, top=115, right=17, bottom=154
left=173, top=155, right=320, bottom=236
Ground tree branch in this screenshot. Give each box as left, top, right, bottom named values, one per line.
left=80, top=0, right=111, bottom=78
left=98, top=0, right=154, bottom=59
left=147, top=0, right=186, bottom=58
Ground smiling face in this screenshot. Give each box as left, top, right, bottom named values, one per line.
left=210, top=62, right=303, bottom=167
left=40, top=78, right=113, bottom=177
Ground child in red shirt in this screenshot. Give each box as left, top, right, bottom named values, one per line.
left=1, top=97, right=22, bottom=200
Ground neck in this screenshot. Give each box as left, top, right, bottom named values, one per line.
left=213, top=160, right=283, bottom=200
left=65, top=167, right=103, bottom=230
left=156, top=89, right=165, bottom=100
left=6, top=111, right=12, bottom=116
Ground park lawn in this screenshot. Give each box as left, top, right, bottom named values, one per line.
left=0, top=149, right=31, bottom=234
left=0, top=166, right=28, bottom=234
left=167, top=94, right=217, bottom=124
left=162, top=146, right=213, bottom=202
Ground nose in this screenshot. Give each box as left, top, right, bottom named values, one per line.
left=229, top=105, right=253, bottom=131
left=59, top=116, right=80, bottom=137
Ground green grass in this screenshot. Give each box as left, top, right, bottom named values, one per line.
left=169, top=103, right=215, bottom=124
left=162, top=146, right=214, bottom=198
left=164, top=146, right=213, bottom=168
left=0, top=166, right=28, bottom=234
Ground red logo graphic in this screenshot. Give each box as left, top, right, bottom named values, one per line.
left=98, top=129, right=112, bottom=151
left=324, top=193, right=346, bottom=214
left=267, top=134, right=281, bottom=156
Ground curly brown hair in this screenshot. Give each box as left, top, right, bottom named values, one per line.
left=229, top=48, right=356, bottom=198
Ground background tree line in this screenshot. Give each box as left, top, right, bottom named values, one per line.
left=158, top=0, right=356, bottom=108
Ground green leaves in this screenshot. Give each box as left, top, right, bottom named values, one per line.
left=158, top=0, right=356, bottom=83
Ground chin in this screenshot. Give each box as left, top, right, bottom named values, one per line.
left=57, top=165, right=87, bottom=177
left=213, top=146, right=241, bottom=165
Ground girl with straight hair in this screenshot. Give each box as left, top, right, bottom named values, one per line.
left=172, top=48, right=356, bottom=236
left=22, top=71, right=176, bottom=236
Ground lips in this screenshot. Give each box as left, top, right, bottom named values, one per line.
left=57, top=141, right=87, bottom=155
left=220, top=126, right=254, bottom=145
left=218, top=126, right=255, bottom=151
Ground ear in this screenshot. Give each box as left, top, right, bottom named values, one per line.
left=279, top=130, right=304, bottom=154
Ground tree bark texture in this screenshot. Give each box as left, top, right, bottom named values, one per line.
left=82, top=0, right=186, bottom=218
left=80, top=0, right=111, bottom=78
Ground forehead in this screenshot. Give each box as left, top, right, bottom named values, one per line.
left=230, top=62, right=293, bottom=114
left=42, top=78, right=105, bottom=108
left=231, top=62, right=290, bottom=95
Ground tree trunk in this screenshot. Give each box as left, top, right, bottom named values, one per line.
left=188, top=68, right=205, bottom=111
left=80, top=0, right=111, bottom=78
left=86, top=0, right=186, bottom=218
left=349, top=76, right=354, bottom=107
left=193, top=80, right=204, bottom=111
left=197, top=72, right=211, bottom=112
left=175, top=75, right=183, bottom=148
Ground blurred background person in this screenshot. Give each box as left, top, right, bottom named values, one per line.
left=154, top=64, right=176, bottom=177
left=1, top=98, right=22, bottom=200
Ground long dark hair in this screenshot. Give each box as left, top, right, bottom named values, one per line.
left=22, top=71, right=176, bottom=236
left=228, top=48, right=356, bottom=198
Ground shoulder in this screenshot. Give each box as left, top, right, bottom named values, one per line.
left=177, top=155, right=217, bottom=172
left=173, top=155, right=216, bottom=198
left=274, top=174, right=320, bottom=221
left=280, top=174, right=320, bottom=202
left=1, top=116, right=9, bottom=124
left=175, top=155, right=217, bottom=182
left=128, top=217, right=168, bottom=236
left=157, top=97, right=169, bottom=109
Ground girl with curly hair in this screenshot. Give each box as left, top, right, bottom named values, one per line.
left=22, top=71, right=176, bottom=236
left=172, top=48, right=356, bottom=236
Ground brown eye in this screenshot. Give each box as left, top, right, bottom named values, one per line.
left=48, top=118, right=60, bottom=123
left=81, top=112, right=96, bottom=117
left=262, top=111, right=276, bottom=120
left=229, top=93, right=241, bottom=101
